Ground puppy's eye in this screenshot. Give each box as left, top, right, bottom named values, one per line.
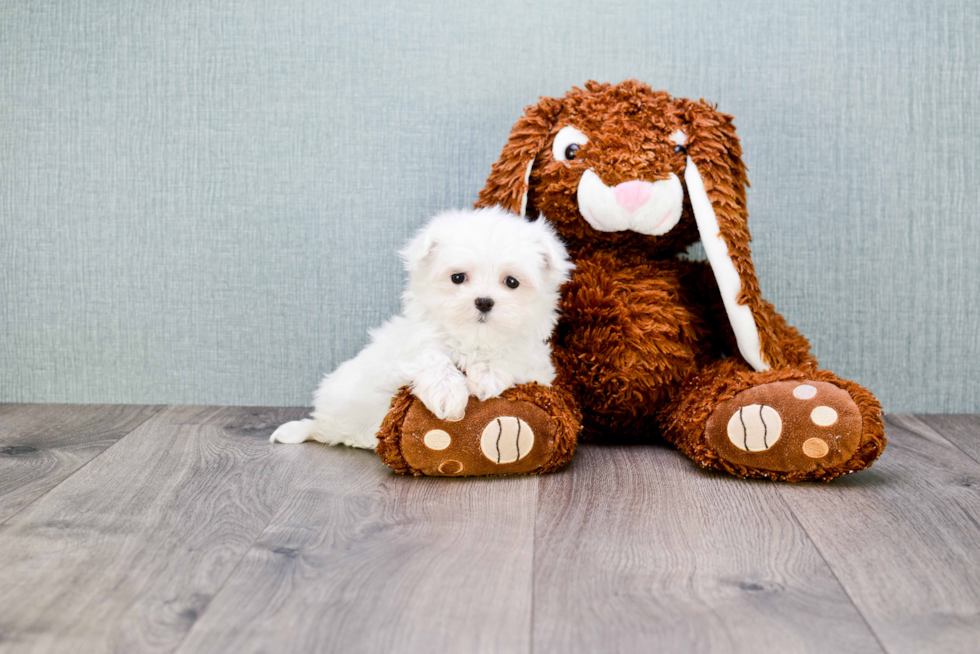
left=504, top=276, right=520, bottom=289
left=674, top=144, right=687, bottom=154
left=451, top=273, right=466, bottom=284
left=553, top=126, right=589, bottom=165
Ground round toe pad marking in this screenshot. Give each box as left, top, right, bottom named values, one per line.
left=726, top=404, right=783, bottom=452
left=438, top=460, right=463, bottom=474
left=802, top=438, right=830, bottom=458
left=480, top=417, right=533, bottom=464
left=793, top=384, right=818, bottom=400
left=810, top=405, right=839, bottom=426
left=423, top=429, right=451, bottom=450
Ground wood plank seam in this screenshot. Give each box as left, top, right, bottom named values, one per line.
left=0, top=405, right=318, bottom=653
left=0, top=404, right=165, bottom=528
left=530, top=474, right=540, bottom=654
left=528, top=444, right=886, bottom=653
left=900, top=415, right=980, bottom=469
left=171, top=446, right=538, bottom=654
left=169, top=448, right=324, bottom=653
left=775, top=414, right=980, bottom=653
left=772, top=486, right=891, bottom=653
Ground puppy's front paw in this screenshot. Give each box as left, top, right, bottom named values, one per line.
left=466, top=364, right=513, bottom=401
left=428, top=383, right=470, bottom=422
left=414, top=371, right=470, bottom=422
left=270, top=419, right=316, bottom=444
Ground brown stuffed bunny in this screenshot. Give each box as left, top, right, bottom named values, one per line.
left=378, top=80, right=885, bottom=482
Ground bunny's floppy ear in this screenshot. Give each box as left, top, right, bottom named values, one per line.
left=476, top=98, right=563, bottom=217
left=681, top=101, right=785, bottom=371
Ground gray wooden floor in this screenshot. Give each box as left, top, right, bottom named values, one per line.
left=0, top=406, right=978, bottom=654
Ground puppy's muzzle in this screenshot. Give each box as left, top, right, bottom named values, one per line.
left=475, top=297, right=494, bottom=313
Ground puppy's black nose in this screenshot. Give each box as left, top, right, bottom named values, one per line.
left=475, top=297, right=494, bottom=313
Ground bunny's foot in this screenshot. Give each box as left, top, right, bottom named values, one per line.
left=376, top=383, right=580, bottom=477
left=705, top=381, right=867, bottom=476
left=663, top=366, right=885, bottom=481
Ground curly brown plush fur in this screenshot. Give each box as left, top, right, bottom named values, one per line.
left=466, top=80, right=886, bottom=481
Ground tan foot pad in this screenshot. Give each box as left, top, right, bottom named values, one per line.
left=398, top=396, right=558, bottom=476
left=706, top=381, right=863, bottom=474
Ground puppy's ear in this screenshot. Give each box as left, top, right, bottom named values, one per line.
left=531, top=218, right=575, bottom=287
left=680, top=100, right=785, bottom=370
left=476, top=97, right=563, bottom=218
left=398, top=228, right=438, bottom=272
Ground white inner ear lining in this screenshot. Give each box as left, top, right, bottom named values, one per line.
left=520, top=159, right=534, bottom=218
left=684, top=155, right=769, bottom=371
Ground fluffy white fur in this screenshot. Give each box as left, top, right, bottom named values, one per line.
left=270, top=206, right=574, bottom=449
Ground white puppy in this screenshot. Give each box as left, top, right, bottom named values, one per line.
left=270, top=206, right=573, bottom=449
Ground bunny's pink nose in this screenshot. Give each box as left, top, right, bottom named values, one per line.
left=614, top=181, right=654, bottom=213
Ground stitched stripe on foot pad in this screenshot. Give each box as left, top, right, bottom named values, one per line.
left=726, top=404, right=783, bottom=452
left=480, top=417, right=533, bottom=464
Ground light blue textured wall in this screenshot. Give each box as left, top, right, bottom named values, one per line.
left=2, top=1, right=978, bottom=412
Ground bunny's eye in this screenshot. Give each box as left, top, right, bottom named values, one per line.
left=553, top=126, right=589, bottom=165
left=451, top=273, right=466, bottom=284
left=670, top=130, right=688, bottom=155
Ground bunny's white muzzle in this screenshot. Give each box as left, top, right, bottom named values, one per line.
left=576, top=170, right=684, bottom=236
